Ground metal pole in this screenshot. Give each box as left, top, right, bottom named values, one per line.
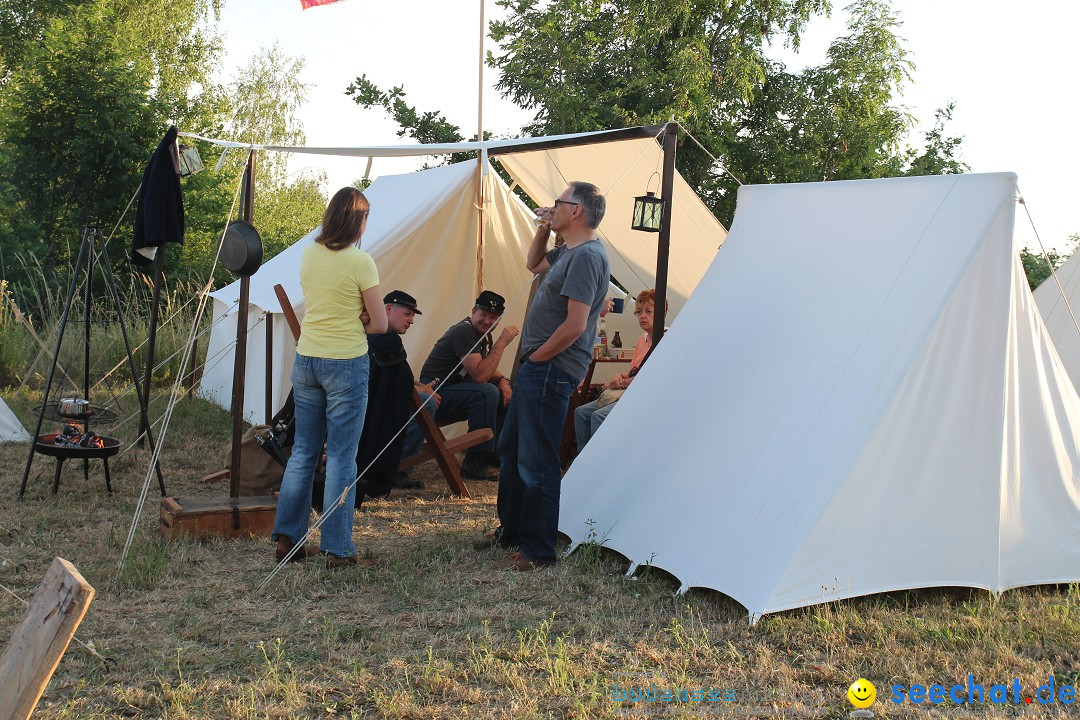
left=97, top=230, right=167, bottom=496
left=139, top=249, right=166, bottom=447
left=653, top=123, right=677, bottom=345
left=19, top=228, right=91, bottom=497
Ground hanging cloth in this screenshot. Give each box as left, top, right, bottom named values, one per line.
left=131, top=126, right=184, bottom=266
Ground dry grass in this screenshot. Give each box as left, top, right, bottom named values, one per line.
left=1, top=389, right=1080, bottom=719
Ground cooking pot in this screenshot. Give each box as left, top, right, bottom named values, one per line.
left=57, top=397, right=92, bottom=419
left=220, top=220, right=263, bottom=277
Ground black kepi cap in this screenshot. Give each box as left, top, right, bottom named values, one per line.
left=384, top=290, right=422, bottom=314
left=475, top=290, right=505, bottom=315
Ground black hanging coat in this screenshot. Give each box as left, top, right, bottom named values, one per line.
left=131, top=126, right=184, bottom=266
left=355, top=333, right=416, bottom=499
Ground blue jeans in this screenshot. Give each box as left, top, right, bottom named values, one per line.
left=496, top=360, right=578, bottom=563
left=574, top=398, right=619, bottom=452
left=401, top=381, right=502, bottom=462
left=273, top=353, right=369, bottom=558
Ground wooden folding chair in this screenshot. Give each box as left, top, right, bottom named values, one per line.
left=273, top=284, right=489, bottom=497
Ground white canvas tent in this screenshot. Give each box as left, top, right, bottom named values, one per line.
left=0, top=398, right=29, bottom=443
left=1033, top=250, right=1080, bottom=391
left=559, top=172, right=1080, bottom=620
left=198, top=130, right=727, bottom=422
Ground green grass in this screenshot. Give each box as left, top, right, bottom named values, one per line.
left=1, top=275, right=1079, bottom=717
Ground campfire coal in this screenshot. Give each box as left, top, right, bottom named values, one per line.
left=54, top=423, right=107, bottom=449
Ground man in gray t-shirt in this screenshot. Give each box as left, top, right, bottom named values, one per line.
left=484, top=180, right=611, bottom=571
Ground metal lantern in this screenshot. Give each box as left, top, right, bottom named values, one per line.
left=177, top=144, right=205, bottom=177
left=631, top=191, right=664, bottom=232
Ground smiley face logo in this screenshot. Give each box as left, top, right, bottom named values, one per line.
left=848, top=678, right=876, bottom=708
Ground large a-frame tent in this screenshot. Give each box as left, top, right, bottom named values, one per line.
left=560, top=172, right=1080, bottom=620
left=1033, top=250, right=1080, bottom=391
left=198, top=130, right=727, bottom=422
left=0, top=398, right=29, bottom=443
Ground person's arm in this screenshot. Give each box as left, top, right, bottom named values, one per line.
left=461, top=325, right=519, bottom=382
left=529, top=299, right=590, bottom=362
left=603, top=372, right=627, bottom=390
left=526, top=220, right=554, bottom=274
left=494, top=375, right=512, bottom=407
left=361, top=285, right=387, bottom=334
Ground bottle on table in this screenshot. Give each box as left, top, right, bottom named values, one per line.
left=598, top=316, right=608, bottom=357
left=611, top=331, right=622, bottom=357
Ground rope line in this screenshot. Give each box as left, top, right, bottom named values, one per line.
left=1018, top=191, right=1080, bottom=340
left=117, top=164, right=247, bottom=577
left=682, top=127, right=744, bottom=186
left=258, top=276, right=536, bottom=589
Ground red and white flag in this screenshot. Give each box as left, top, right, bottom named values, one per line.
left=300, top=0, right=347, bottom=9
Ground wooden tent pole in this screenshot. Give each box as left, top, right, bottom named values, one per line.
left=653, top=122, right=678, bottom=346
left=475, top=0, right=486, bottom=296
left=229, top=150, right=257, bottom=501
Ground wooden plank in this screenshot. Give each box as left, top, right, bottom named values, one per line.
left=410, top=389, right=471, bottom=497
left=274, top=284, right=302, bottom=342
left=0, top=557, right=95, bottom=720
left=199, top=469, right=230, bottom=484
left=160, top=495, right=278, bottom=541
left=397, top=429, right=493, bottom=471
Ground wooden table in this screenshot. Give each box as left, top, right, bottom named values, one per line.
left=560, top=356, right=631, bottom=470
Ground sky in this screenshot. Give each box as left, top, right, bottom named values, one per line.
left=216, top=0, right=1079, bottom=252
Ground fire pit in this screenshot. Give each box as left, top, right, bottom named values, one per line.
left=34, top=432, right=122, bottom=495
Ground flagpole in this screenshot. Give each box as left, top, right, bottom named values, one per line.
left=475, top=0, right=486, bottom=296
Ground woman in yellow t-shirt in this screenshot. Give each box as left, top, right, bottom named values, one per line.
left=273, top=187, right=387, bottom=567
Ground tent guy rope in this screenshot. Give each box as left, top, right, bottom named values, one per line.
left=259, top=275, right=536, bottom=589
left=117, top=164, right=248, bottom=578
left=1019, top=191, right=1080, bottom=340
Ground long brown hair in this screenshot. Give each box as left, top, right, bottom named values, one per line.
left=316, top=187, right=370, bottom=251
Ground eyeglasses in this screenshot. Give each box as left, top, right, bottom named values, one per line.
left=554, top=199, right=579, bottom=209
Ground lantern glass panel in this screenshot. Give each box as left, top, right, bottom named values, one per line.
left=631, top=193, right=664, bottom=232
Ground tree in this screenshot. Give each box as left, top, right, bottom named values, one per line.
left=181, top=45, right=326, bottom=288
left=1022, top=234, right=1079, bottom=291
left=0, top=0, right=223, bottom=298
left=353, top=0, right=965, bottom=229
left=903, top=102, right=969, bottom=177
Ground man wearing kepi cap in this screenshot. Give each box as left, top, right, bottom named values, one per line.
left=349, top=290, right=440, bottom=496
left=403, top=290, right=519, bottom=480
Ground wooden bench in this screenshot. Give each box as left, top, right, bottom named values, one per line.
left=274, top=284, right=490, bottom=497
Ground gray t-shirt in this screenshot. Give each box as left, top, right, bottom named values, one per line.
left=419, top=319, right=492, bottom=384
left=520, top=239, right=610, bottom=382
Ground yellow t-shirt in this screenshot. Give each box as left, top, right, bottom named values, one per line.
left=297, top=243, right=379, bottom=359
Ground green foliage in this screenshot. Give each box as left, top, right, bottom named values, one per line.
left=0, top=0, right=223, bottom=298
left=1022, top=234, right=1078, bottom=291
left=903, top=102, right=969, bottom=177
left=0, top=5, right=325, bottom=322
left=354, top=0, right=966, bottom=230
left=346, top=75, right=485, bottom=166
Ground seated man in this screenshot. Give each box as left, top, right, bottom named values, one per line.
left=357, top=290, right=439, bottom=495
left=402, top=290, right=519, bottom=480
left=574, top=289, right=664, bottom=452
left=293, top=289, right=437, bottom=506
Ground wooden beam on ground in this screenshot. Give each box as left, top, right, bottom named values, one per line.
left=0, top=557, right=95, bottom=720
